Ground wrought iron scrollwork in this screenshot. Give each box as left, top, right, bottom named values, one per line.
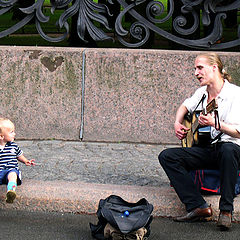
left=0, top=0, right=240, bottom=49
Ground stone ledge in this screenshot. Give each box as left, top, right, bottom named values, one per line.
left=0, top=180, right=239, bottom=222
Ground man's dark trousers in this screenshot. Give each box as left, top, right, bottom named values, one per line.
left=159, top=142, right=240, bottom=212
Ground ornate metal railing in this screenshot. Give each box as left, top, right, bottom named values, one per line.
left=0, top=0, right=240, bottom=49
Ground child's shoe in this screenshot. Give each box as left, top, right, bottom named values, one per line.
left=6, top=190, right=16, bottom=203
left=6, top=182, right=17, bottom=203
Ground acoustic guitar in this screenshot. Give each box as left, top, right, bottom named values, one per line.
left=181, top=99, right=218, bottom=147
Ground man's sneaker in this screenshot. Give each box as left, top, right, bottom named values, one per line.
left=6, top=190, right=16, bottom=204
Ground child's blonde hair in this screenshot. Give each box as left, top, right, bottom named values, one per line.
left=0, top=118, right=14, bottom=134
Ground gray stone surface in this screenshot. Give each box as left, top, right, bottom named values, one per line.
left=1, top=140, right=240, bottom=221
left=18, top=140, right=172, bottom=187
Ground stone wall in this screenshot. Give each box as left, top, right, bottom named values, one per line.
left=0, top=46, right=239, bottom=144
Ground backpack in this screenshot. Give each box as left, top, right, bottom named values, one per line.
left=191, top=169, right=240, bottom=195
left=89, top=195, right=153, bottom=240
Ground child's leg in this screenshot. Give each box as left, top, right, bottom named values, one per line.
left=7, top=171, right=17, bottom=190
left=6, top=171, right=17, bottom=203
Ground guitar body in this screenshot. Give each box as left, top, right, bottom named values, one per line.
left=181, top=112, right=199, bottom=147
left=181, top=99, right=217, bottom=148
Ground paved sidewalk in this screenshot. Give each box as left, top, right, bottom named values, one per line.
left=16, top=140, right=169, bottom=187
left=0, top=140, right=240, bottom=222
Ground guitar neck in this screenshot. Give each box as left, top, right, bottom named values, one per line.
left=191, top=99, right=217, bottom=134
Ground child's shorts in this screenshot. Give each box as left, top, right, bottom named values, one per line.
left=0, top=169, right=22, bottom=185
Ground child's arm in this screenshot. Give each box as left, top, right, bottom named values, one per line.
left=17, top=155, right=35, bottom=166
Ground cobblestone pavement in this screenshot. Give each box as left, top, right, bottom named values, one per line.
left=18, top=140, right=177, bottom=187
left=3, top=140, right=240, bottom=221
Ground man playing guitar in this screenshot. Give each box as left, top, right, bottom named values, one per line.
left=159, top=52, right=240, bottom=230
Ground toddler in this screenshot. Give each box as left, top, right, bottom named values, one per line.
left=0, top=118, right=35, bottom=203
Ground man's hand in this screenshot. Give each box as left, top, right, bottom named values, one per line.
left=198, top=113, right=215, bottom=127
left=174, top=122, right=190, bottom=140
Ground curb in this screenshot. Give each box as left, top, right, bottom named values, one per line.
left=1, top=180, right=240, bottom=222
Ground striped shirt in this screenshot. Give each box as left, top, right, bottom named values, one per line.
left=0, top=142, right=23, bottom=171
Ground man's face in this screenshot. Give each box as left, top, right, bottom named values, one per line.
left=194, top=57, right=215, bottom=86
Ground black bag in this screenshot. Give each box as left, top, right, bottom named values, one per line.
left=191, top=169, right=240, bottom=195
left=89, top=195, right=153, bottom=240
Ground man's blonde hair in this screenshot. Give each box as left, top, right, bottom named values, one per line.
left=197, top=52, right=232, bottom=82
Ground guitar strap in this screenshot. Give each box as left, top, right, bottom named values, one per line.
left=211, top=110, right=223, bottom=144
left=214, top=110, right=221, bottom=130
left=195, top=94, right=223, bottom=144
left=211, top=132, right=223, bottom=144
left=193, top=94, right=206, bottom=113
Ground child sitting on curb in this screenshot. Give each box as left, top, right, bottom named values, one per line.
left=0, top=118, right=35, bottom=203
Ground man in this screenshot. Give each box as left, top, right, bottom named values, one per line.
left=158, top=52, right=240, bottom=230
